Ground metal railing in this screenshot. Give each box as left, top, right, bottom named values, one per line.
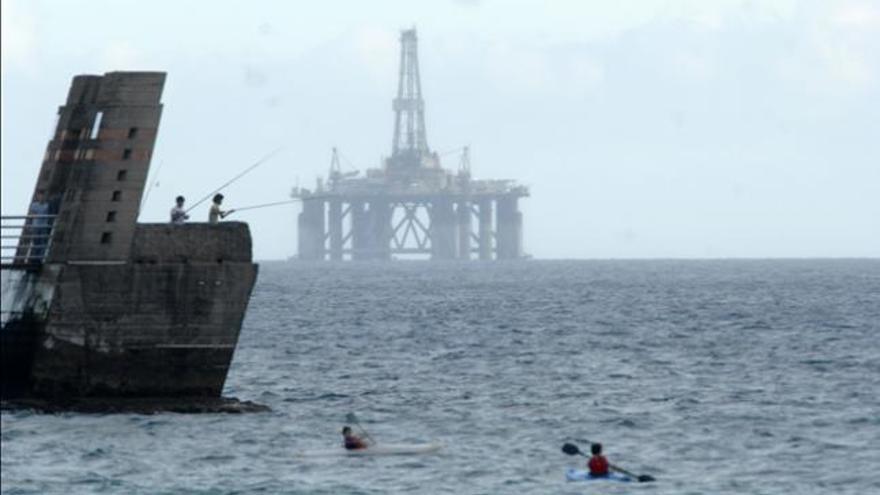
left=1, top=214, right=57, bottom=267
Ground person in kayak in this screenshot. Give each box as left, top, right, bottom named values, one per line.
left=342, top=426, right=369, bottom=450
left=588, top=443, right=610, bottom=477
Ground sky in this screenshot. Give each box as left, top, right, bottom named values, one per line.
left=2, top=0, right=879, bottom=259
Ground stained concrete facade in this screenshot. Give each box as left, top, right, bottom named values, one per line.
left=29, top=72, right=165, bottom=263
left=28, top=223, right=258, bottom=397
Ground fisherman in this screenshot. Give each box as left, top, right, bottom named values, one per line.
left=587, top=443, right=610, bottom=477
left=341, top=426, right=369, bottom=450
left=170, top=195, right=189, bottom=224
left=208, top=193, right=235, bottom=224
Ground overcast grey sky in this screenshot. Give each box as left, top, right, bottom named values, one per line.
left=2, top=0, right=878, bottom=259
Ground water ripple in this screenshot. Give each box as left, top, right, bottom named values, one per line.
left=3, top=260, right=879, bottom=494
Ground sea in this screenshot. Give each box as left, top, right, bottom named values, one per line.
left=2, top=260, right=879, bottom=495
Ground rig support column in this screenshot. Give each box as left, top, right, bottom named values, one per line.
left=456, top=201, right=471, bottom=260
left=368, top=200, right=392, bottom=260
left=431, top=198, right=457, bottom=260
left=298, top=198, right=325, bottom=260
left=496, top=196, right=522, bottom=260
left=350, top=201, right=368, bottom=260
left=328, top=200, right=343, bottom=261
left=478, top=199, right=493, bottom=261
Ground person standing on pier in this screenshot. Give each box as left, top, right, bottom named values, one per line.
left=208, top=193, right=234, bottom=224
left=170, top=195, right=189, bottom=224
left=27, top=190, right=51, bottom=261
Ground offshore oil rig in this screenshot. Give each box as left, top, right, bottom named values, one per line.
left=293, top=29, right=529, bottom=261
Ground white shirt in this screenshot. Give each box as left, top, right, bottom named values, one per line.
left=209, top=203, right=223, bottom=224
left=170, top=205, right=188, bottom=224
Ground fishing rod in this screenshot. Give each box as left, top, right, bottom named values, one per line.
left=233, top=199, right=301, bottom=212
left=185, top=147, right=284, bottom=213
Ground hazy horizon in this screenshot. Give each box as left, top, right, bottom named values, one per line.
left=3, top=0, right=878, bottom=260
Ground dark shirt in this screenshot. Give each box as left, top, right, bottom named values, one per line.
left=29, top=201, right=50, bottom=227
left=344, top=434, right=368, bottom=450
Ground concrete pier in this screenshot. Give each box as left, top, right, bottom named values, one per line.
left=1, top=72, right=260, bottom=407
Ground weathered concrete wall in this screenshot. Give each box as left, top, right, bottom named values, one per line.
left=3, top=73, right=261, bottom=404
left=40, top=72, right=166, bottom=263
left=29, top=260, right=257, bottom=397
left=132, top=223, right=252, bottom=263
left=1, top=266, right=61, bottom=398
left=23, top=223, right=258, bottom=398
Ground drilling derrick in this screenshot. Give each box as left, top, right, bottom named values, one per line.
left=391, top=29, right=429, bottom=168
left=387, top=30, right=444, bottom=188
left=293, top=28, right=528, bottom=261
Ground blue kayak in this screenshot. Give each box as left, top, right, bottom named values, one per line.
left=565, top=468, right=632, bottom=482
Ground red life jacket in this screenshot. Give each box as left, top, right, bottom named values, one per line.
left=588, top=455, right=610, bottom=476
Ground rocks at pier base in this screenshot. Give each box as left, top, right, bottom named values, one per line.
left=1, top=396, right=270, bottom=414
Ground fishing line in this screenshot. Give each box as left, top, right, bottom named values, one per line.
left=233, top=199, right=301, bottom=212
left=139, top=159, right=165, bottom=214
left=186, top=147, right=284, bottom=213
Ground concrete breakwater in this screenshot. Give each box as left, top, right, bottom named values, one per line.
left=1, top=72, right=261, bottom=412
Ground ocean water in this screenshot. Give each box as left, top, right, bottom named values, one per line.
left=2, top=260, right=879, bottom=494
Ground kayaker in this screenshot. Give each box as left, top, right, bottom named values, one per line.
left=588, top=443, right=610, bottom=477
left=342, top=426, right=369, bottom=450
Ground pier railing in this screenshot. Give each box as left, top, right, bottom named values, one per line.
left=1, top=214, right=57, bottom=268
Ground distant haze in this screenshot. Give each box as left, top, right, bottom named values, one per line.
left=3, top=0, right=878, bottom=259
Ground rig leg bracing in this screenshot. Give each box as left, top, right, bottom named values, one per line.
left=294, top=194, right=524, bottom=261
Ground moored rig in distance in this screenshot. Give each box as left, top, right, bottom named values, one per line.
left=292, top=29, right=529, bottom=261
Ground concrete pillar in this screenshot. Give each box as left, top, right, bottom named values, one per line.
left=478, top=199, right=493, bottom=261
left=496, top=196, right=521, bottom=260
left=457, top=201, right=471, bottom=260
left=430, top=198, right=456, bottom=260
left=328, top=200, right=343, bottom=261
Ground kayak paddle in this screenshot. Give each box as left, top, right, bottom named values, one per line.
left=561, top=442, right=656, bottom=483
